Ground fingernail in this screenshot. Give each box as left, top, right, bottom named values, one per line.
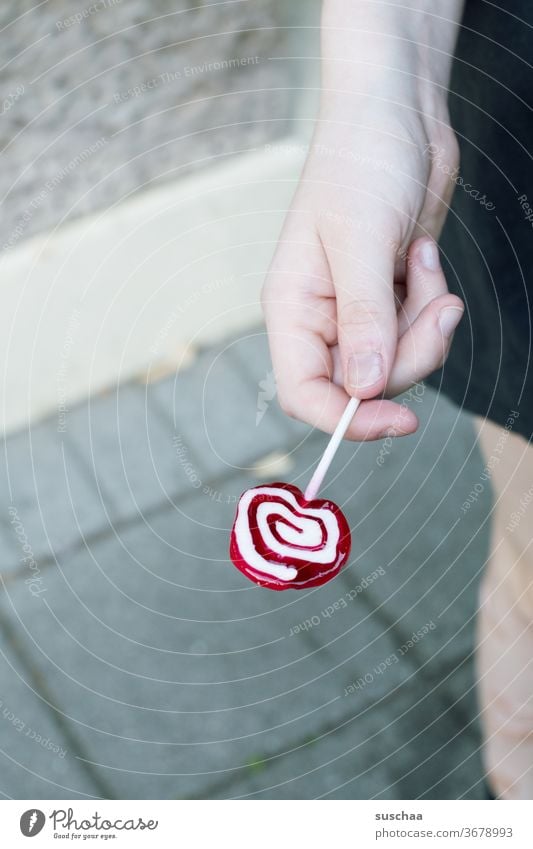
left=438, top=306, right=464, bottom=337
left=419, top=240, right=440, bottom=271
left=348, top=352, right=383, bottom=389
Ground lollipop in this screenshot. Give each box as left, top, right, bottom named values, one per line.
left=230, top=398, right=359, bottom=590
left=230, top=482, right=351, bottom=590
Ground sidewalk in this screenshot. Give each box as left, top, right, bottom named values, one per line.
left=0, top=327, right=491, bottom=799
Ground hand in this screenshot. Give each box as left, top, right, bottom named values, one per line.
left=261, top=1, right=464, bottom=441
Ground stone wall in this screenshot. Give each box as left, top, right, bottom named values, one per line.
left=0, top=0, right=313, bottom=247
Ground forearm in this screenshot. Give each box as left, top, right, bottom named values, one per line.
left=321, top=0, right=465, bottom=107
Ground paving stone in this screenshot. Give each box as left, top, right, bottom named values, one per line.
left=0, top=365, right=490, bottom=800
left=0, top=624, right=100, bottom=799
left=0, top=390, right=488, bottom=801
left=206, top=677, right=484, bottom=800
left=149, top=340, right=292, bottom=481
left=307, top=388, right=490, bottom=689
left=0, top=520, right=20, bottom=576
left=385, top=683, right=485, bottom=801
left=206, top=707, right=399, bottom=800
left=253, top=386, right=489, bottom=783
left=0, top=482, right=362, bottom=799
left=62, top=382, right=188, bottom=523
left=0, top=420, right=108, bottom=571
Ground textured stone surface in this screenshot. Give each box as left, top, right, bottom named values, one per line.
left=0, top=502, right=355, bottom=799
left=0, top=0, right=297, bottom=250
left=0, top=320, right=492, bottom=799
left=0, top=420, right=108, bottom=572
left=0, top=626, right=100, bottom=799
left=62, top=382, right=190, bottom=522
left=329, top=386, right=490, bottom=702
left=149, top=339, right=292, bottom=480
left=205, top=680, right=486, bottom=800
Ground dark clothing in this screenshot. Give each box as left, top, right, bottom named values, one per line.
left=429, top=1, right=533, bottom=439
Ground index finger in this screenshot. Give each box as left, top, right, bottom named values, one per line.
left=262, top=292, right=418, bottom=442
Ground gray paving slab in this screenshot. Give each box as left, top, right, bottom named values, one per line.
left=0, top=520, right=20, bottom=577
left=384, top=683, right=486, bottom=801
left=0, top=383, right=490, bottom=800
left=0, top=624, right=100, bottom=799
left=322, top=387, right=491, bottom=702
left=267, top=396, right=488, bottom=800
left=0, top=480, right=366, bottom=799
left=149, top=340, right=293, bottom=480
left=62, top=382, right=190, bottom=523
left=201, top=702, right=400, bottom=800
left=205, top=677, right=485, bottom=800
left=0, top=421, right=109, bottom=574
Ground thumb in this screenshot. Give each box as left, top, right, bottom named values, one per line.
left=321, top=215, right=399, bottom=400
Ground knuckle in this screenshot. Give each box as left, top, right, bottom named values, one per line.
left=338, top=299, right=387, bottom=345
left=339, top=298, right=383, bottom=326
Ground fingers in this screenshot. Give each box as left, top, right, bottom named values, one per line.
left=269, top=333, right=419, bottom=441
left=291, top=379, right=419, bottom=441
left=263, top=302, right=419, bottom=441
left=262, top=211, right=337, bottom=405
left=385, top=235, right=464, bottom=396
left=264, top=321, right=421, bottom=440
left=263, top=208, right=454, bottom=441
left=396, top=236, right=449, bottom=336
left=387, top=293, right=464, bottom=397
left=319, top=210, right=400, bottom=401
left=262, top=222, right=418, bottom=441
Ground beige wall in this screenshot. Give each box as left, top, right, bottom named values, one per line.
left=0, top=1, right=321, bottom=435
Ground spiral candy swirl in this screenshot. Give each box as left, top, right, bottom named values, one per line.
left=229, top=482, right=351, bottom=590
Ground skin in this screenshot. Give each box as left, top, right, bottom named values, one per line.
left=262, top=0, right=466, bottom=441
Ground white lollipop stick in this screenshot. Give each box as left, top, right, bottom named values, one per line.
left=304, top=397, right=361, bottom=502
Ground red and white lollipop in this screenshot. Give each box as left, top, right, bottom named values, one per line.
left=230, top=482, right=351, bottom=590
left=230, top=398, right=359, bottom=591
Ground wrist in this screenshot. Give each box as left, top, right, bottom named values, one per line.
left=320, top=0, right=463, bottom=110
